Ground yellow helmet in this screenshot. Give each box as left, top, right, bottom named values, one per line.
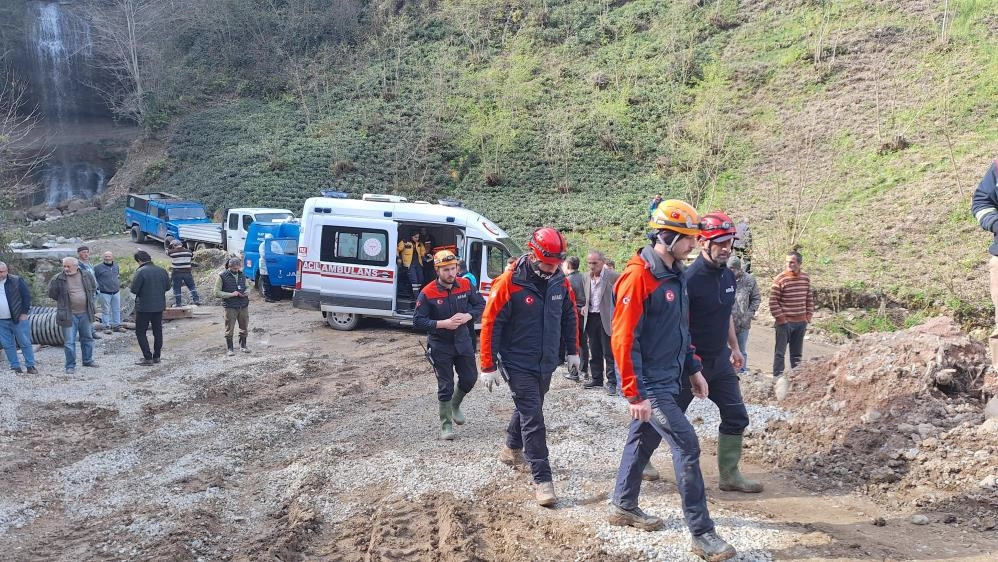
left=648, top=199, right=701, bottom=236
left=433, top=249, right=459, bottom=269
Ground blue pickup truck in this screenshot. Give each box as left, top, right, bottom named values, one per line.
left=243, top=221, right=300, bottom=295
left=124, top=193, right=214, bottom=250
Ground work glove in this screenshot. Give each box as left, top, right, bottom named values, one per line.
left=566, top=354, right=581, bottom=372
left=480, top=369, right=502, bottom=392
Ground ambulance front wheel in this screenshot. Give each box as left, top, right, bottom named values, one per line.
left=325, top=311, right=360, bottom=331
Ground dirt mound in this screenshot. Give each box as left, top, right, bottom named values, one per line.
left=751, top=317, right=998, bottom=527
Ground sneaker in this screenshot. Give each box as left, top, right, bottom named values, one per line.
left=535, top=482, right=558, bottom=507
left=691, top=530, right=736, bottom=562
left=583, top=379, right=604, bottom=390
left=26, top=366, right=38, bottom=374
left=113, top=326, right=126, bottom=333
left=104, top=328, right=113, bottom=335
left=65, top=368, right=75, bottom=375
left=82, top=362, right=98, bottom=368
left=608, top=504, right=663, bottom=531
left=10, top=367, right=23, bottom=374
left=153, top=357, right=161, bottom=364
left=135, top=359, right=154, bottom=366
left=642, top=461, right=661, bottom=482
left=240, top=347, right=250, bottom=353
left=605, top=383, right=617, bottom=396
left=563, top=365, right=580, bottom=381
left=226, top=349, right=235, bottom=357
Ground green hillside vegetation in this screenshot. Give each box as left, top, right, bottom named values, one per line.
left=36, top=0, right=998, bottom=328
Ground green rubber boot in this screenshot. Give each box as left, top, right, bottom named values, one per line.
left=439, top=401, right=455, bottom=440
left=717, top=434, right=763, bottom=493
left=452, top=387, right=467, bottom=425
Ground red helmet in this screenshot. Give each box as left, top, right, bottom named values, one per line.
left=699, top=212, right=737, bottom=242
left=528, top=227, right=567, bottom=265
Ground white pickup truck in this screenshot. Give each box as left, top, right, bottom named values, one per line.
left=176, top=207, right=295, bottom=251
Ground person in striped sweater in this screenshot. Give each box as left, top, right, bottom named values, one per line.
left=167, top=240, right=202, bottom=307
left=769, top=250, right=814, bottom=398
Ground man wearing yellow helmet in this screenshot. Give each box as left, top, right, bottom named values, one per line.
left=413, top=249, right=486, bottom=440
left=608, top=200, right=737, bottom=561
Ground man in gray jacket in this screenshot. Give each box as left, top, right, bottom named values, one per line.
left=728, top=256, right=760, bottom=373
left=93, top=251, right=123, bottom=334
left=47, top=257, right=98, bottom=374
left=129, top=251, right=171, bottom=366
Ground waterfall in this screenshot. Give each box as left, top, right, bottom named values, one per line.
left=25, top=1, right=115, bottom=206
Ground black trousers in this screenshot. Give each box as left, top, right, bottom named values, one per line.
left=678, top=352, right=749, bottom=436
left=135, top=311, right=163, bottom=360
left=431, top=346, right=477, bottom=402
left=260, top=274, right=275, bottom=300
left=585, top=312, right=615, bottom=385
left=558, top=309, right=588, bottom=372
left=774, top=321, right=807, bottom=376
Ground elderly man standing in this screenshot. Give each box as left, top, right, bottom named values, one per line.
left=130, top=251, right=171, bottom=366
left=93, top=251, right=123, bottom=334
left=582, top=250, right=620, bottom=395
left=0, top=262, right=37, bottom=374
left=47, top=257, right=98, bottom=375
left=76, top=245, right=102, bottom=339
left=728, top=256, right=760, bottom=373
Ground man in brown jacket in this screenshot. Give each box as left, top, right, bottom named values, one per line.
left=769, top=250, right=814, bottom=399
left=47, top=257, right=98, bottom=375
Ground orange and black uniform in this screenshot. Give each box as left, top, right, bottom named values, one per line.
left=414, top=276, right=485, bottom=401
left=480, top=255, right=578, bottom=484
left=609, top=245, right=715, bottom=537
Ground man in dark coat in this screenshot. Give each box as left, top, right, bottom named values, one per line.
left=129, top=250, right=171, bottom=366
left=0, top=262, right=36, bottom=374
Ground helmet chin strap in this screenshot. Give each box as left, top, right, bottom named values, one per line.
left=530, top=260, right=554, bottom=280
left=658, top=230, right=684, bottom=259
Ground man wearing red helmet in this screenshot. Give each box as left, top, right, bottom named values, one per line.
left=479, top=226, right=580, bottom=507
left=683, top=212, right=762, bottom=494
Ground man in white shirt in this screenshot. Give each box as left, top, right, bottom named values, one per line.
left=582, top=250, right=620, bottom=395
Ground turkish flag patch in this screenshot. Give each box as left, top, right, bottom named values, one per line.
left=525, top=296, right=535, bottom=305
left=665, top=289, right=675, bottom=302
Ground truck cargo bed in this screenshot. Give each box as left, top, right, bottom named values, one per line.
left=177, top=223, right=223, bottom=244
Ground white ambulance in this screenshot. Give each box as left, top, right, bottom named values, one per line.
left=293, top=193, right=522, bottom=330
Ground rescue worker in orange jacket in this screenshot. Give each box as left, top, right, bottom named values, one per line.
left=413, top=250, right=486, bottom=440
left=608, top=201, right=736, bottom=562
left=479, top=227, right=580, bottom=507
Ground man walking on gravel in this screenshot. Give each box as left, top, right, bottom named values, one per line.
left=684, top=212, right=762, bottom=494
left=479, top=227, right=580, bottom=507
left=560, top=256, right=587, bottom=381
left=93, top=251, right=124, bottom=334
left=215, top=257, right=251, bottom=356
left=413, top=250, right=486, bottom=440
left=47, top=257, right=98, bottom=375
left=608, top=200, right=736, bottom=561
left=582, top=249, right=619, bottom=395
left=130, top=251, right=170, bottom=366
left=0, top=262, right=37, bottom=374
left=770, top=250, right=814, bottom=400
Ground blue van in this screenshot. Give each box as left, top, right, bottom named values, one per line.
left=244, top=221, right=300, bottom=295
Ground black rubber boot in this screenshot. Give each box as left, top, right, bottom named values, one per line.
left=226, top=337, right=234, bottom=356
left=239, top=334, right=249, bottom=353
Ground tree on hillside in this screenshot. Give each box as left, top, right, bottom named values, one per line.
left=79, top=0, right=187, bottom=126
left=0, top=65, right=47, bottom=209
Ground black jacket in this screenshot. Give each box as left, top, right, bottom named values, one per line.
left=413, top=277, right=486, bottom=356
left=971, top=160, right=998, bottom=256
left=130, top=262, right=171, bottom=313
left=1, top=274, right=32, bottom=323
left=685, top=254, right=737, bottom=359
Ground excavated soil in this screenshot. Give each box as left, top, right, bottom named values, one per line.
left=1, top=300, right=996, bottom=561
left=747, top=317, right=998, bottom=530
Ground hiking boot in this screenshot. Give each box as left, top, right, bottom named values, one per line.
left=26, top=367, right=38, bottom=374
left=153, top=357, right=161, bottom=364
left=583, top=379, right=603, bottom=390
left=563, top=367, right=580, bottom=381
left=499, top=446, right=527, bottom=471
left=82, top=362, right=98, bottom=368
left=10, top=367, right=23, bottom=374
left=605, top=382, right=617, bottom=396
left=113, top=326, right=126, bottom=333
left=691, top=531, right=736, bottom=561
left=451, top=387, right=468, bottom=425
left=607, top=504, right=663, bottom=531
left=104, top=328, right=113, bottom=335
left=774, top=375, right=789, bottom=401
left=535, top=482, right=557, bottom=507
left=642, top=461, right=660, bottom=482
left=135, top=359, right=154, bottom=366
left=717, top=434, right=763, bottom=493
left=439, top=401, right=454, bottom=440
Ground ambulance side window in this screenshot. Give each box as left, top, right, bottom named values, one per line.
left=320, top=225, right=389, bottom=266
left=486, top=243, right=511, bottom=279
left=469, top=242, right=483, bottom=283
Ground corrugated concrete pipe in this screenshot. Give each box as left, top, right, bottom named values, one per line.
left=28, top=306, right=64, bottom=346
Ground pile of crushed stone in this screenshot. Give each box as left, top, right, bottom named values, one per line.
left=748, top=317, right=998, bottom=529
